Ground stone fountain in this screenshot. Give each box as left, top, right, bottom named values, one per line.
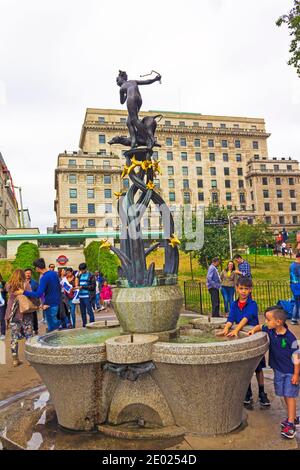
left=0, top=72, right=269, bottom=449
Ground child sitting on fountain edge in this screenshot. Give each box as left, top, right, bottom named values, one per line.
left=218, top=277, right=271, bottom=409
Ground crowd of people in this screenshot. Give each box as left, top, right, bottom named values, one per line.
left=0, top=258, right=113, bottom=366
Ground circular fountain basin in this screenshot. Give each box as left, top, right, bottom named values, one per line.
left=105, top=334, right=159, bottom=364
left=25, top=327, right=121, bottom=431
left=112, top=285, right=183, bottom=334
left=152, top=330, right=269, bottom=435
left=86, top=320, right=120, bottom=329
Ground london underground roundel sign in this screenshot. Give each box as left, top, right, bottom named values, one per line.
left=57, top=255, right=68, bottom=266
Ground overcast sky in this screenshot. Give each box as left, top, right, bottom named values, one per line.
left=0, top=0, right=299, bottom=231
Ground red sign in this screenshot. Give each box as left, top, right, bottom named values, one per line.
left=56, top=255, right=69, bottom=266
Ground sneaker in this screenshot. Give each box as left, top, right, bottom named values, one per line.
left=243, top=395, right=253, bottom=406
left=259, top=392, right=271, bottom=407
left=281, top=423, right=296, bottom=439
left=291, top=320, right=299, bottom=325
left=281, top=416, right=300, bottom=429
left=0, top=335, right=5, bottom=340
left=99, top=306, right=105, bottom=311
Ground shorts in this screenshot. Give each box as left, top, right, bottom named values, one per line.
left=255, top=356, right=266, bottom=373
left=274, top=369, right=300, bottom=398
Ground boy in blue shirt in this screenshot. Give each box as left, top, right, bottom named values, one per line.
left=248, top=307, right=300, bottom=439
left=218, top=277, right=270, bottom=408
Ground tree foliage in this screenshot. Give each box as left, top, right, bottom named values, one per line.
left=13, top=242, right=40, bottom=279
left=276, top=0, right=300, bottom=77
left=232, top=221, right=273, bottom=250
left=194, top=205, right=230, bottom=269
left=83, top=241, right=120, bottom=284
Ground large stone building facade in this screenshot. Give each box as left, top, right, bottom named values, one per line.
left=54, top=108, right=299, bottom=231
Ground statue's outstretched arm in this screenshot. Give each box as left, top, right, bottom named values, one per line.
left=136, top=76, right=160, bottom=86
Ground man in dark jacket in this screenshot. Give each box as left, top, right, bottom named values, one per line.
left=24, top=268, right=39, bottom=335
left=77, top=263, right=96, bottom=327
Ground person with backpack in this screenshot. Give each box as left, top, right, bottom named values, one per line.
left=76, top=263, right=96, bottom=327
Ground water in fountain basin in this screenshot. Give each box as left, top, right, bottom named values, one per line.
left=39, top=328, right=122, bottom=347
left=170, top=333, right=233, bottom=344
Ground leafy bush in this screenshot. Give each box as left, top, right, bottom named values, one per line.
left=84, top=241, right=119, bottom=284
left=13, top=242, right=40, bottom=279
left=0, top=260, right=14, bottom=281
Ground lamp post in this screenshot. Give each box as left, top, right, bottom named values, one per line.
left=5, top=182, right=25, bottom=228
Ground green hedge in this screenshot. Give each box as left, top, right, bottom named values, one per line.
left=13, top=242, right=40, bottom=279
left=83, top=241, right=119, bottom=284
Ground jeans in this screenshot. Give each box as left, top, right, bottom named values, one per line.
left=79, top=297, right=95, bottom=327
left=68, top=299, right=76, bottom=328
left=44, top=305, right=61, bottom=332
left=292, top=295, right=300, bottom=321
left=0, top=305, right=6, bottom=336
left=221, top=286, right=235, bottom=314
left=208, top=288, right=220, bottom=317
left=95, top=293, right=100, bottom=309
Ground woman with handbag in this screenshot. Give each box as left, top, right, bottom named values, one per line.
left=5, top=269, right=36, bottom=367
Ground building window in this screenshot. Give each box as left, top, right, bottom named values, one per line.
left=197, top=179, right=203, bottom=188
left=233, top=124, right=239, bottom=128
left=87, top=175, right=94, bottom=185
left=289, top=178, right=295, bottom=185
left=104, top=189, right=112, bottom=198
left=98, top=116, right=105, bottom=123
left=293, top=216, right=298, bottom=224
left=105, top=219, right=113, bottom=228
left=181, top=152, right=188, bottom=161
left=166, top=137, right=173, bottom=146
left=120, top=118, right=126, bottom=123
left=223, top=153, right=229, bottom=162
left=184, top=192, right=191, bottom=203
left=105, top=203, right=112, bottom=213
left=210, top=167, right=216, bottom=176
left=167, top=151, right=173, bottom=160
left=196, top=167, right=202, bottom=175
left=224, top=167, right=230, bottom=176
left=154, top=178, right=160, bottom=188
left=194, top=139, right=201, bottom=147
left=179, top=121, right=185, bottom=127
left=278, top=203, right=284, bottom=211
left=211, top=180, right=217, bottom=188
left=168, top=166, right=174, bottom=176
left=226, top=192, right=232, bottom=201
left=104, top=175, right=111, bottom=184
left=220, top=123, right=226, bottom=128
left=274, top=164, right=279, bottom=171
left=70, top=203, right=77, bottom=214
left=221, top=140, right=228, bottom=148
left=276, top=190, right=282, bottom=198
left=169, top=192, right=175, bottom=202
left=235, top=140, right=241, bottom=148
left=236, top=154, right=242, bottom=162
left=251, top=191, right=254, bottom=201
left=279, top=216, right=285, bottom=224
left=180, top=138, right=186, bottom=146
left=182, top=166, right=188, bottom=176
left=262, top=177, right=268, bottom=185
left=69, top=174, right=77, bottom=184
left=276, top=178, right=281, bottom=185
left=208, top=139, right=214, bottom=147
left=195, top=152, right=201, bottom=161
left=68, top=159, right=76, bottom=167
left=193, top=122, right=199, bottom=127
left=198, top=192, right=204, bottom=201
left=98, top=134, right=106, bottom=144
left=183, top=179, right=189, bottom=189
left=88, top=219, right=96, bottom=227
left=88, top=203, right=95, bottom=213
left=253, top=141, right=259, bottom=149
left=264, top=203, right=270, bottom=211
left=263, top=190, right=269, bottom=198
left=70, top=219, right=78, bottom=229
left=87, top=189, right=95, bottom=199
left=69, top=189, right=77, bottom=198
left=290, top=190, right=296, bottom=198
left=168, top=179, right=175, bottom=188
left=209, top=153, right=215, bottom=161
left=237, top=168, right=243, bottom=176
left=86, top=160, right=94, bottom=167
left=212, top=192, right=218, bottom=204
left=238, top=180, right=244, bottom=188
left=165, top=120, right=171, bottom=126
left=98, top=150, right=106, bottom=157
left=239, top=193, right=246, bottom=204
left=249, top=179, right=253, bottom=187
left=225, top=180, right=231, bottom=188
left=207, top=123, right=213, bottom=128
left=287, top=164, right=293, bottom=171
left=152, top=151, right=158, bottom=159
left=103, top=160, right=110, bottom=167
left=123, top=178, right=129, bottom=188
left=291, top=202, right=297, bottom=211
left=265, top=217, right=271, bottom=224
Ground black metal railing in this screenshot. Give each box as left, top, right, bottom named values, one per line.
left=184, top=280, right=291, bottom=314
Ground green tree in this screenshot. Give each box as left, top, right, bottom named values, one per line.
left=276, top=0, right=300, bottom=77
left=194, top=205, right=230, bottom=269
left=232, top=221, right=273, bottom=267
left=83, top=241, right=120, bottom=284
left=13, top=242, right=40, bottom=279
